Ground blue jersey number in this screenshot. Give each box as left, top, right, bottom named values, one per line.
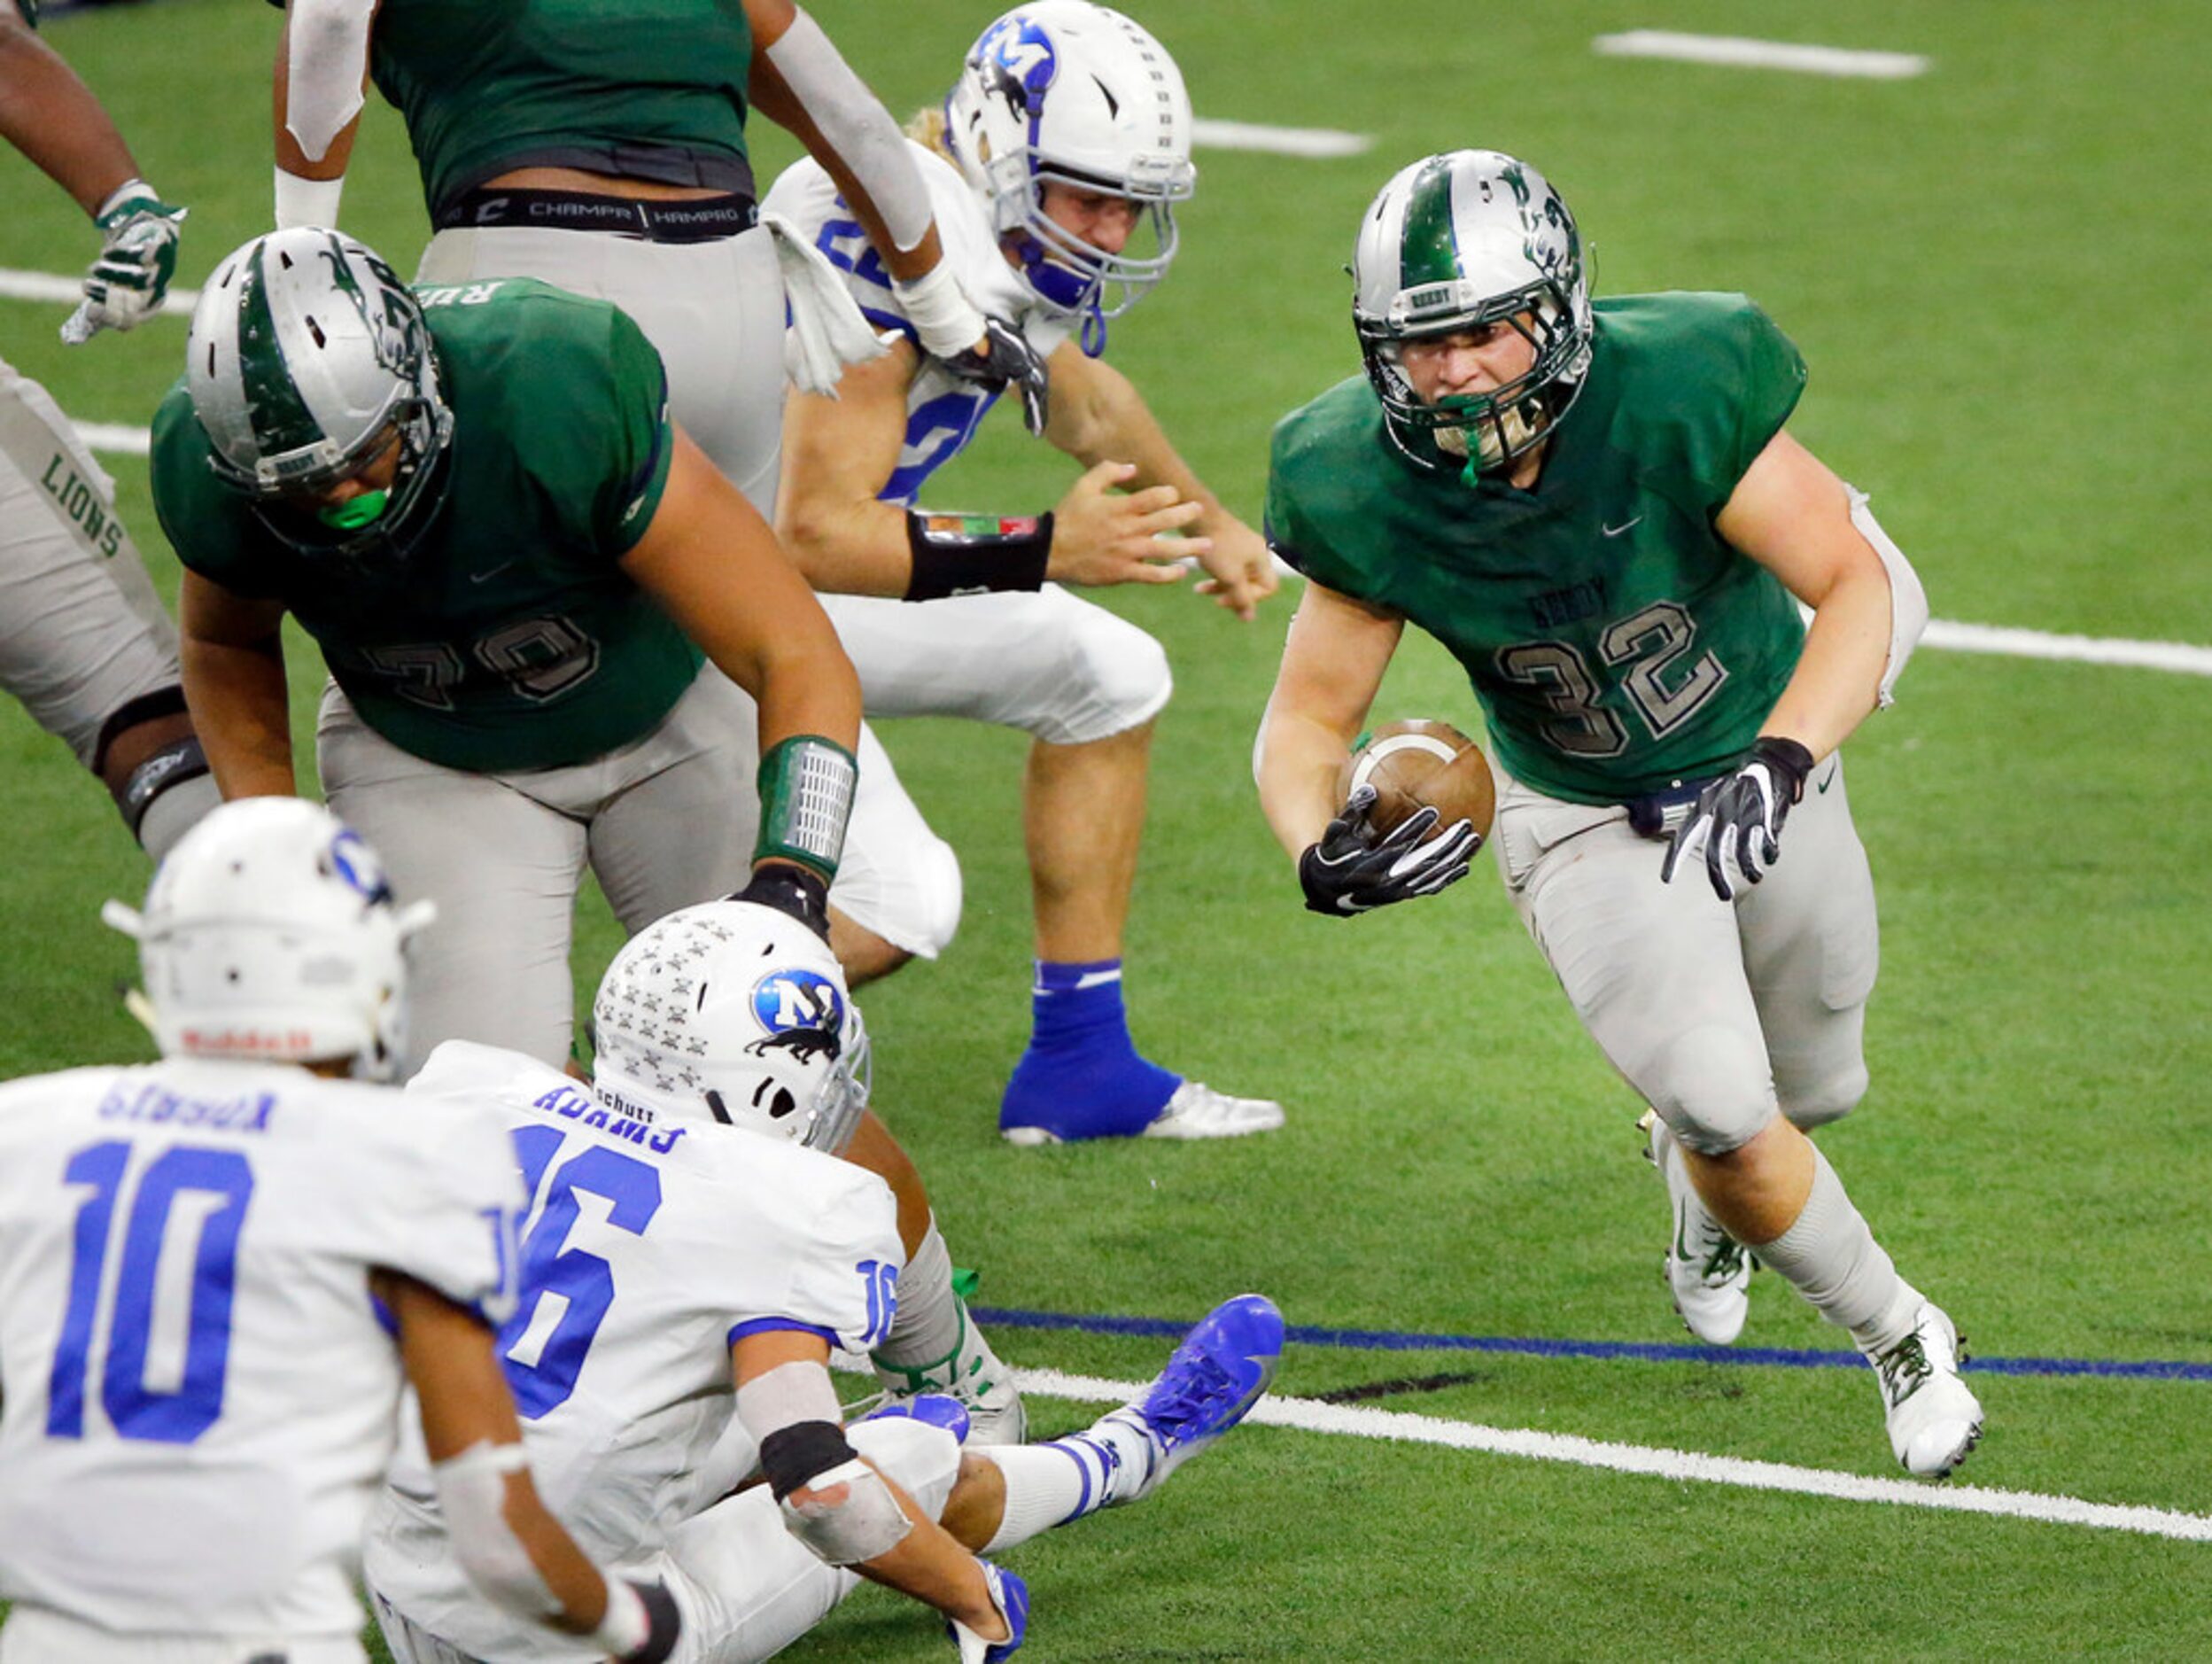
left=47, top=1140, right=255, bottom=1445
left=501, top=1127, right=664, bottom=1418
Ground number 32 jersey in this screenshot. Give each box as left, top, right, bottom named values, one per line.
left=367, top=1041, right=903, bottom=1659
left=0, top=1059, right=519, bottom=1637
left=1267, top=292, right=1812, bottom=804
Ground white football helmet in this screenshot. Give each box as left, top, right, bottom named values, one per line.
left=590, top=900, right=871, bottom=1155
left=186, top=227, right=454, bottom=559
left=1352, top=150, right=1594, bottom=476
left=943, top=1, right=1195, bottom=325
left=103, top=797, right=432, bottom=1079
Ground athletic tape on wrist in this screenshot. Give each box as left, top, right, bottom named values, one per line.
left=754, top=735, right=857, bottom=878
left=758, top=1418, right=859, bottom=1501
left=904, top=511, right=1052, bottom=601
left=275, top=167, right=346, bottom=231
left=891, top=260, right=989, bottom=361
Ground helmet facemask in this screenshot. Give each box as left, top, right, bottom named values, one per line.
left=189, top=229, right=455, bottom=564
left=1351, top=151, right=1595, bottom=480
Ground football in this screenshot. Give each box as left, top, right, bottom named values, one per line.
left=1337, top=719, right=1496, bottom=843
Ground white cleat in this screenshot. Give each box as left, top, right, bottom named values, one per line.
left=1867, top=1301, right=1983, bottom=1479
left=1640, top=1109, right=1751, bottom=1346
left=1140, top=1080, right=1285, bottom=1141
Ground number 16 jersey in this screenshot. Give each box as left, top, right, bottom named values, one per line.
left=0, top=1058, right=520, bottom=1639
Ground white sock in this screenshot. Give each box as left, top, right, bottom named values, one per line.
left=1750, top=1146, right=1921, bottom=1354
left=135, top=771, right=221, bottom=866
left=975, top=1414, right=1156, bottom=1551
left=873, top=1215, right=959, bottom=1373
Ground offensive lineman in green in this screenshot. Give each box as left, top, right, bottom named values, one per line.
left=1256, top=151, right=1982, bottom=1478
left=153, top=228, right=863, bottom=1078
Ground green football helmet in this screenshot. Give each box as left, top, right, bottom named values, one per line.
left=186, top=228, right=454, bottom=560
left=1352, top=150, right=1593, bottom=477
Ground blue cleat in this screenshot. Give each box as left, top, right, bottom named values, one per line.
left=860, top=1391, right=972, bottom=1445
left=1098, top=1293, right=1284, bottom=1506
left=947, top=1560, right=1028, bottom=1662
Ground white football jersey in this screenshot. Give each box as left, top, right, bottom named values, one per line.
left=764, top=141, right=1080, bottom=506
left=366, top=1041, right=903, bottom=1660
left=0, top=1058, right=518, bottom=1638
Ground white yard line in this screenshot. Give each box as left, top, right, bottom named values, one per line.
left=73, top=421, right=151, bottom=456
left=1593, top=31, right=1929, bottom=80
left=1018, top=1368, right=2212, bottom=1543
left=1191, top=118, right=1372, bottom=159
left=0, top=267, right=198, bottom=314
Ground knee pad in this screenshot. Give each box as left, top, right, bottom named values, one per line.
left=1034, top=604, right=1171, bottom=745
left=1778, top=1058, right=1868, bottom=1132
left=1640, top=1023, right=1779, bottom=1155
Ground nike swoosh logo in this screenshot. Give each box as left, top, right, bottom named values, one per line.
left=1817, top=764, right=1839, bottom=794
left=468, top=561, right=516, bottom=585
left=1603, top=516, right=1643, bottom=537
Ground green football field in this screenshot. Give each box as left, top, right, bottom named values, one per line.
left=4, top=0, right=2211, bottom=1656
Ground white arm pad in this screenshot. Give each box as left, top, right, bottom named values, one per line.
left=735, top=1357, right=844, bottom=1442
left=779, top=1457, right=914, bottom=1566
left=764, top=10, right=932, bottom=253
left=283, top=0, right=375, bottom=164
left=275, top=167, right=346, bottom=231
left=1847, top=487, right=1928, bottom=708
left=432, top=1440, right=563, bottom=1621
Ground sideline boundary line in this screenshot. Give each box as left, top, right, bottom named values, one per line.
left=1016, top=1366, right=2212, bottom=1543
left=974, top=1307, right=2212, bottom=1382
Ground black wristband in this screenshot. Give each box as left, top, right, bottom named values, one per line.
left=619, top=1579, right=682, bottom=1664
left=1750, top=735, right=1817, bottom=803
left=904, top=510, right=1052, bottom=601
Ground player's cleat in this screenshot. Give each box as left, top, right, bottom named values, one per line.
left=859, top=1392, right=971, bottom=1444
left=1002, top=1078, right=1285, bottom=1145
left=1090, top=1293, right=1284, bottom=1508
left=1641, top=1109, right=1751, bottom=1345
left=1866, top=1301, right=1983, bottom=1479
left=947, top=1560, right=1028, bottom=1664
left=873, top=1302, right=1028, bottom=1446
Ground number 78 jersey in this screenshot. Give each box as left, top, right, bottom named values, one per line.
left=1266, top=292, right=1812, bottom=805
left=0, top=1058, right=521, bottom=1637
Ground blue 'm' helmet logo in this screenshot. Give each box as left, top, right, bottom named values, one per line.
left=328, top=828, right=394, bottom=906
left=749, top=969, right=845, bottom=1063
left=977, top=16, right=1058, bottom=116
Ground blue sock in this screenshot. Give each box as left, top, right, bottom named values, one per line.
left=998, top=959, right=1181, bottom=1139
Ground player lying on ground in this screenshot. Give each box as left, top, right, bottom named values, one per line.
left=368, top=897, right=1285, bottom=1662
left=0, top=799, right=679, bottom=1660
left=1256, top=148, right=1980, bottom=1478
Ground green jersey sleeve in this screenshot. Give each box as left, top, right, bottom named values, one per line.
left=1264, top=377, right=1397, bottom=606
left=1613, top=292, right=1807, bottom=519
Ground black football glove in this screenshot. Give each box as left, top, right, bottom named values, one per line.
left=614, top=1577, right=681, bottom=1664
left=732, top=862, right=832, bottom=942
left=935, top=314, right=1051, bottom=435
left=1298, top=785, right=1478, bottom=917
left=1660, top=736, right=1816, bottom=901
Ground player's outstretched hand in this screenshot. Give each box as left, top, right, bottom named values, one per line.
left=935, top=314, right=1052, bottom=436
left=1298, top=785, right=1476, bottom=916
left=62, top=182, right=187, bottom=345
left=1047, top=460, right=1204, bottom=588
left=1661, top=735, right=1815, bottom=901
left=1190, top=516, right=1279, bottom=622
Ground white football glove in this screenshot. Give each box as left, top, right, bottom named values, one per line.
left=62, top=181, right=188, bottom=345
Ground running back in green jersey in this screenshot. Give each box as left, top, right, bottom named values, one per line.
left=369, top=0, right=756, bottom=215
left=151, top=279, right=699, bottom=775
left=1267, top=292, right=1811, bottom=805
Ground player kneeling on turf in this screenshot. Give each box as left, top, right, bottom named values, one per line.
left=366, top=898, right=1286, bottom=1662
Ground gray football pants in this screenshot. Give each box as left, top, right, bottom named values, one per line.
left=1491, top=753, right=1881, bottom=1155
left=318, top=666, right=951, bottom=1078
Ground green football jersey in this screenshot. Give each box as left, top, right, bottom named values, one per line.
left=369, top=0, right=756, bottom=215
left=1267, top=292, right=1810, bottom=805
left=151, top=278, right=697, bottom=775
